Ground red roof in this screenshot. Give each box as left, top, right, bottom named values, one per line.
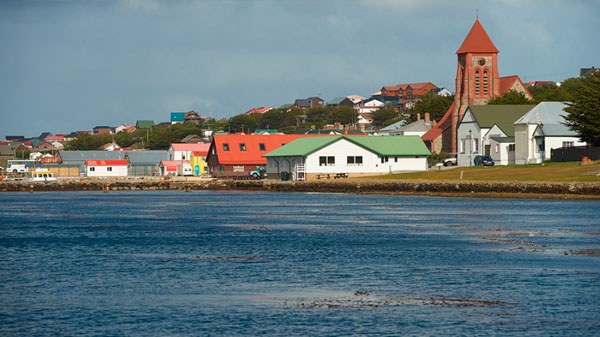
left=421, top=102, right=455, bottom=141
left=171, top=143, right=211, bottom=152
left=85, top=160, right=128, bottom=166
left=499, top=75, right=533, bottom=99
left=247, top=107, right=273, bottom=114
left=192, top=151, right=208, bottom=156
left=209, top=134, right=315, bottom=165
left=456, top=20, right=499, bottom=54
left=45, top=136, right=65, bottom=141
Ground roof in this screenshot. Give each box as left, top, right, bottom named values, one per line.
left=254, top=129, right=279, bottom=134
left=382, top=82, right=437, bottom=92
left=85, top=160, right=128, bottom=166
left=0, top=145, right=17, bottom=156
left=498, top=75, right=533, bottom=98
left=294, top=99, right=311, bottom=107
left=347, top=95, right=365, bottom=104
left=171, top=112, right=185, bottom=122
left=465, top=105, right=536, bottom=136
left=58, top=151, right=125, bottom=162
left=264, top=135, right=430, bottom=157
left=395, top=119, right=433, bottom=133
left=170, top=143, right=211, bottom=152
left=278, top=104, right=294, bottom=110
left=136, top=120, right=154, bottom=128
left=513, top=102, right=577, bottom=136
left=125, top=150, right=168, bottom=164
left=45, top=135, right=65, bottom=141
left=490, top=136, right=515, bottom=143
left=327, top=97, right=346, bottom=105
left=160, top=160, right=190, bottom=166
left=379, top=120, right=407, bottom=132
left=422, top=101, right=456, bottom=141
left=210, top=134, right=314, bottom=165
left=247, top=107, right=273, bottom=114
left=456, top=19, right=499, bottom=54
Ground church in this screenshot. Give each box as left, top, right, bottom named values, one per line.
left=422, top=19, right=532, bottom=153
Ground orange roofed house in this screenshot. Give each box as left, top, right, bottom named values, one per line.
left=206, top=134, right=313, bottom=177
left=422, top=19, right=532, bottom=154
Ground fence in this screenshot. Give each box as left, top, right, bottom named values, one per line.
left=551, top=146, right=600, bottom=162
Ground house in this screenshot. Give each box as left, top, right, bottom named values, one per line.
left=263, top=135, right=430, bottom=180
left=294, top=97, right=324, bottom=109
left=125, top=150, right=168, bottom=176
left=579, top=67, right=598, bottom=77
left=513, top=102, right=586, bottom=164
left=357, top=114, right=374, bottom=125
left=456, top=105, right=535, bottom=166
left=378, top=120, right=408, bottom=135
left=57, top=150, right=125, bottom=174
left=45, top=135, right=65, bottom=142
left=246, top=107, right=273, bottom=114
left=159, top=160, right=190, bottom=176
left=190, top=151, right=208, bottom=176
left=136, top=120, right=154, bottom=129
left=85, top=160, right=128, bottom=177
left=206, top=133, right=313, bottom=177
left=327, top=97, right=354, bottom=108
left=0, top=144, right=17, bottom=160
left=168, top=143, right=211, bottom=161
left=380, top=82, right=439, bottom=103
left=436, top=88, right=453, bottom=97
left=171, top=112, right=185, bottom=124
left=180, top=134, right=204, bottom=143
left=422, top=19, right=534, bottom=154
left=184, top=110, right=202, bottom=124
left=99, top=142, right=122, bottom=151
left=51, top=142, right=64, bottom=151
left=278, top=104, right=294, bottom=112
left=389, top=112, right=434, bottom=137
left=93, top=126, right=112, bottom=135
left=115, top=125, right=136, bottom=133
left=33, top=142, right=54, bottom=152
left=356, top=98, right=384, bottom=113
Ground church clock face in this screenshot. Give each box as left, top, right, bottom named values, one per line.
left=478, top=58, right=486, bottom=66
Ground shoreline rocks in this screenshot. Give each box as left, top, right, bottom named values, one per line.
left=1, top=178, right=599, bottom=199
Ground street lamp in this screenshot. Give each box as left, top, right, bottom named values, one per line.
left=468, top=129, right=473, bottom=167
left=539, top=122, right=545, bottom=165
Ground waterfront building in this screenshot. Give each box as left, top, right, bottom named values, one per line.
left=85, top=160, right=128, bottom=177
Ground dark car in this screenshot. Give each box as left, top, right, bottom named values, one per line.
left=473, top=155, right=495, bottom=166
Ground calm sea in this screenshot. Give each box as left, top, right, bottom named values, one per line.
left=1, top=191, right=599, bottom=336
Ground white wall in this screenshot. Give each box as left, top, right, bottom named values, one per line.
left=87, top=165, right=128, bottom=177
left=489, top=140, right=515, bottom=165
left=514, top=124, right=585, bottom=164
left=456, top=113, right=481, bottom=166
left=168, top=149, right=193, bottom=161
left=544, top=136, right=586, bottom=160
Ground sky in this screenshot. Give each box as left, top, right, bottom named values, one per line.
left=1, top=0, right=598, bottom=139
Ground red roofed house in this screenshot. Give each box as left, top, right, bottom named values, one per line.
left=45, top=135, right=65, bottom=142
left=381, top=82, right=439, bottom=103
left=246, top=107, right=273, bottom=114
left=422, top=19, right=533, bottom=154
left=168, top=143, right=211, bottom=161
left=85, top=160, right=128, bottom=177
left=206, top=134, right=312, bottom=177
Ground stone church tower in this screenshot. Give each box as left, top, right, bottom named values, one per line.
left=422, top=19, right=532, bottom=154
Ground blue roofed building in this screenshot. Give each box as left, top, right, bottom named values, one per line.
left=171, top=112, right=185, bottom=124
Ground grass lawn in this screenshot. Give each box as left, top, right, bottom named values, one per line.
left=355, top=161, right=600, bottom=183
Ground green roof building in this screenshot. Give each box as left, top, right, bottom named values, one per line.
left=263, top=135, right=430, bottom=180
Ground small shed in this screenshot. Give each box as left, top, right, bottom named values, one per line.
left=85, top=160, right=128, bottom=177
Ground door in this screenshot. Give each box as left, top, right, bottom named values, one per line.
left=485, top=144, right=491, bottom=156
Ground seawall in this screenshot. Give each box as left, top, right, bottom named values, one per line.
left=1, top=178, right=600, bottom=199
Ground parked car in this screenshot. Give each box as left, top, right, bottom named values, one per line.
left=473, top=155, right=495, bottom=166
left=443, top=154, right=457, bottom=166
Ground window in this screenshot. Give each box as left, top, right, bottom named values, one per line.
left=89, top=167, right=95, bottom=172
left=508, top=144, right=515, bottom=152
left=233, top=165, right=244, bottom=172
left=259, top=143, right=266, bottom=151
left=107, top=167, right=113, bottom=172
left=394, top=157, right=398, bottom=162
left=475, top=70, right=480, bottom=94
left=563, top=141, right=574, bottom=148
left=223, top=143, right=230, bottom=151
left=319, top=156, right=335, bottom=166
left=474, top=138, right=479, bottom=152
left=380, top=156, right=389, bottom=163
left=347, top=156, right=363, bottom=166
left=461, top=139, right=466, bottom=153
left=483, top=70, right=487, bottom=95
left=495, top=144, right=500, bottom=153
left=239, top=143, right=246, bottom=151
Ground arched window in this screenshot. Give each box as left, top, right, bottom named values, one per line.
left=475, top=70, right=480, bottom=95
left=483, top=70, right=489, bottom=95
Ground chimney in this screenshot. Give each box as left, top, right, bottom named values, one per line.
left=344, top=125, right=349, bottom=134
left=417, top=112, right=421, bottom=121
left=425, top=112, right=430, bottom=124
left=433, top=119, right=437, bottom=126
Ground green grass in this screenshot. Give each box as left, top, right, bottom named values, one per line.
left=355, top=161, right=600, bottom=183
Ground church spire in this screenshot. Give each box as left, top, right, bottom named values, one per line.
left=456, top=19, right=499, bottom=54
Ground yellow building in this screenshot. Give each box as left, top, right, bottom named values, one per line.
left=190, top=151, right=208, bottom=176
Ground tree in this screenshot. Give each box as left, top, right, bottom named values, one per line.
left=371, top=104, right=399, bottom=127
left=487, top=89, right=531, bottom=105
left=563, top=72, right=600, bottom=146
left=228, top=114, right=259, bottom=133
left=327, top=106, right=358, bottom=125
left=259, top=109, right=284, bottom=129
left=408, top=91, right=454, bottom=123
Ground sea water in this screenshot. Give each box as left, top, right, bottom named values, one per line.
left=1, top=191, right=599, bottom=336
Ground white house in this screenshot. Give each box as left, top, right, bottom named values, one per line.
left=513, top=102, right=586, bottom=164
left=356, top=98, right=384, bottom=114
left=456, top=105, right=535, bottom=166
left=389, top=112, right=433, bottom=137
left=85, top=160, right=128, bottom=177
left=168, top=143, right=210, bottom=161
left=263, top=135, right=430, bottom=180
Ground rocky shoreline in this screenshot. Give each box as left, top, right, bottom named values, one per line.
left=1, top=177, right=600, bottom=199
